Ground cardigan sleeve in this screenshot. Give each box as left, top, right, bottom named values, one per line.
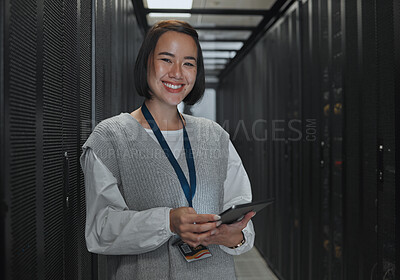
left=80, top=147, right=175, bottom=255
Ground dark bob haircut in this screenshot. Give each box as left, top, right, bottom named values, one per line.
left=134, top=20, right=205, bottom=106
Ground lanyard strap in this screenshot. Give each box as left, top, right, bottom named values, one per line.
left=141, top=103, right=196, bottom=207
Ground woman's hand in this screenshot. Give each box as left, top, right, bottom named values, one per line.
left=201, top=211, right=255, bottom=248
left=170, top=207, right=221, bottom=248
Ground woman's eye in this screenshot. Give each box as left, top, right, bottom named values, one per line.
left=184, top=62, right=195, bottom=67
left=161, top=58, right=171, bottom=63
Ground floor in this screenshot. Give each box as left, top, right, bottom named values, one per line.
left=234, top=247, right=279, bottom=280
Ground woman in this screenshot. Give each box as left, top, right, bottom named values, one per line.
left=81, top=20, right=255, bottom=280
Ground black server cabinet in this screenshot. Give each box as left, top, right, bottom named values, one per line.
left=1, top=0, right=93, bottom=279
left=4, top=0, right=39, bottom=278
left=1, top=0, right=143, bottom=279
left=95, top=0, right=144, bottom=124
left=217, top=0, right=398, bottom=279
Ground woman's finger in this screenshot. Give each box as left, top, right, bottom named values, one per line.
left=182, top=221, right=221, bottom=233
left=181, top=229, right=217, bottom=246
left=187, top=213, right=220, bottom=224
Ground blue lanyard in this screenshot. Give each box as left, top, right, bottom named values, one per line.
left=141, top=103, right=196, bottom=207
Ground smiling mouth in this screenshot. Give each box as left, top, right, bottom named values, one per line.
left=162, top=82, right=184, bottom=89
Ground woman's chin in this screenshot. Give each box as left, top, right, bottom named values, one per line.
left=163, top=96, right=186, bottom=107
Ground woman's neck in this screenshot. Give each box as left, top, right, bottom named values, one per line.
left=139, top=100, right=184, bottom=131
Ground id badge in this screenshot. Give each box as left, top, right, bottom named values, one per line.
left=175, top=239, right=212, bottom=262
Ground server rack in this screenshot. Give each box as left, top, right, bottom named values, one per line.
left=217, top=0, right=398, bottom=279
left=1, top=0, right=143, bottom=279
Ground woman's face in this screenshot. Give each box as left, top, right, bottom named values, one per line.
left=147, top=31, right=198, bottom=107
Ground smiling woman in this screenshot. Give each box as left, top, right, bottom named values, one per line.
left=134, top=20, right=205, bottom=107
left=80, top=20, right=255, bottom=280
left=146, top=31, right=198, bottom=108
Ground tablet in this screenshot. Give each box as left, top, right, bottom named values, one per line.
left=218, top=199, right=275, bottom=224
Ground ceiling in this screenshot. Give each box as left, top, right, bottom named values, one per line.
left=132, top=0, right=294, bottom=87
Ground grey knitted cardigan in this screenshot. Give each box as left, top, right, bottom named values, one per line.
left=83, top=113, right=236, bottom=280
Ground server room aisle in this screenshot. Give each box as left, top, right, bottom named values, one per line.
left=1, top=0, right=399, bottom=279
left=234, top=248, right=278, bottom=280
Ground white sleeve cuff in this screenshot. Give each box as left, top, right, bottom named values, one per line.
left=166, top=208, right=176, bottom=236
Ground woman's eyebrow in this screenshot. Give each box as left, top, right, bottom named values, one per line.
left=158, top=51, right=174, bottom=57
left=158, top=52, right=197, bottom=62
left=184, top=56, right=197, bottom=62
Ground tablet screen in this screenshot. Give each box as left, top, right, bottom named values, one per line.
left=219, top=199, right=275, bottom=224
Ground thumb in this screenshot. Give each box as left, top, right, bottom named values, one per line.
left=237, top=211, right=255, bottom=228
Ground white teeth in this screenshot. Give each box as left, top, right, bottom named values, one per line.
left=163, top=82, right=183, bottom=89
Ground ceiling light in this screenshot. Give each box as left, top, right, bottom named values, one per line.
left=200, top=42, right=244, bottom=50
left=146, top=0, right=193, bottom=9
left=205, top=76, right=219, bottom=83
left=204, top=58, right=229, bottom=64
left=203, top=51, right=237, bottom=59
left=149, top=13, right=191, bottom=18
left=205, top=65, right=225, bottom=70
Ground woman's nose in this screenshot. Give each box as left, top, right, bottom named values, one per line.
left=169, top=63, right=183, bottom=79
